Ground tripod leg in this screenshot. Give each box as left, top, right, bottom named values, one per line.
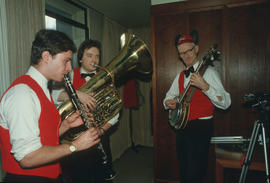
left=239, top=120, right=260, bottom=183
left=261, top=124, right=270, bottom=183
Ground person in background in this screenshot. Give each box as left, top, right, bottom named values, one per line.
left=52, top=39, right=118, bottom=183
left=0, top=29, right=100, bottom=183
left=163, top=30, right=231, bottom=183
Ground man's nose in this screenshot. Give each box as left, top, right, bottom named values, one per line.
left=93, top=58, right=98, bottom=63
left=66, top=62, right=72, bottom=72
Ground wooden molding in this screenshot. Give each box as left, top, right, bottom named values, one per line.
left=155, top=179, right=180, bottom=183
left=151, top=0, right=268, bottom=16
left=226, top=0, right=267, bottom=8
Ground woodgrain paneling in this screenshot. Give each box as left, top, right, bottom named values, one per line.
left=219, top=3, right=270, bottom=136
left=153, top=12, right=187, bottom=180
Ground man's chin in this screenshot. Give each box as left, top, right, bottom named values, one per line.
left=184, top=62, right=192, bottom=67
left=57, top=76, right=65, bottom=82
left=89, top=67, right=96, bottom=72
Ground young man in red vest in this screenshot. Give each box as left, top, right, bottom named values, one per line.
left=52, top=39, right=119, bottom=183
left=163, top=31, right=231, bottom=183
left=0, top=29, right=100, bottom=182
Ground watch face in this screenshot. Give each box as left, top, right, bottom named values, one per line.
left=69, top=144, right=76, bottom=152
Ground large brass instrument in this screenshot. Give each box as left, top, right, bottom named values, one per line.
left=59, top=33, right=152, bottom=143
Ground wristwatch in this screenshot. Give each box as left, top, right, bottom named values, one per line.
left=69, top=143, right=76, bottom=153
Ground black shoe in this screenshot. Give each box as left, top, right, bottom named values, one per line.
left=104, top=169, right=117, bottom=181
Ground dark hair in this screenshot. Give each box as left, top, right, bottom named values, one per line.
left=189, top=30, right=198, bottom=44
left=31, top=29, right=77, bottom=65
left=77, top=39, right=101, bottom=67
left=174, top=34, right=182, bottom=48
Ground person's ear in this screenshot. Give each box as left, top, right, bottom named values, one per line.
left=178, top=53, right=183, bottom=62
left=176, top=46, right=183, bottom=62
left=195, top=45, right=199, bottom=54
left=41, top=51, right=51, bottom=63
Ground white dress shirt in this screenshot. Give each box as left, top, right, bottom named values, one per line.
left=163, top=61, right=231, bottom=118
left=51, top=67, right=119, bottom=125
left=0, top=66, right=51, bottom=161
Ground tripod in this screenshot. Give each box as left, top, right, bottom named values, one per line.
left=238, top=119, right=269, bottom=183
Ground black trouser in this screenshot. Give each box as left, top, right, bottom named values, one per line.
left=175, top=118, right=213, bottom=183
left=3, top=173, right=62, bottom=183
left=61, top=134, right=113, bottom=183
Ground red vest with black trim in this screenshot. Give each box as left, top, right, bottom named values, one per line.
left=178, top=71, right=214, bottom=121
left=73, top=68, right=86, bottom=89
left=0, top=75, right=61, bottom=179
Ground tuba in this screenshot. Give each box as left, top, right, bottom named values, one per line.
left=58, top=33, right=152, bottom=143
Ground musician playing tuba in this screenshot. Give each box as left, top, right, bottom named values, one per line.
left=163, top=30, right=231, bottom=183
left=52, top=39, right=118, bottom=183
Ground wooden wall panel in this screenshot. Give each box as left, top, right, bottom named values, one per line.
left=153, top=13, right=187, bottom=181
left=189, top=10, right=223, bottom=75
left=152, top=1, right=270, bottom=182
left=215, top=3, right=270, bottom=137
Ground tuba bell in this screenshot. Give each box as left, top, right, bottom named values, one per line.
left=58, top=33, right=152, bottom=143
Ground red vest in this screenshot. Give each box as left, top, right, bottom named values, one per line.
left=0, top=75, right=61, bottom=179
left=73, top=68, right=86, bottom=89
left=178, top=71, right=214, bottom=121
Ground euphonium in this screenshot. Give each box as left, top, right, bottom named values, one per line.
left=59, top=33, right=152, bottom=143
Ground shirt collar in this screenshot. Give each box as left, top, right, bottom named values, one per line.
left=187, top=61, right=199, bottom=71
left=80, top=67, right=96, bottom=75
left=26, top=66, right=50, bottom=97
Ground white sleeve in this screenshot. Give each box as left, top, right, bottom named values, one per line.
left=163, top=73, right=180, bottom=110
left=107, top=113, right=119, bottom=126
left=1, top=84, right=42, bottom=161
left=203, top=67, right=231, bottom=110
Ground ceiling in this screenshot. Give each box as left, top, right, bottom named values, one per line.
left=79, top=0, right=182, bottom=28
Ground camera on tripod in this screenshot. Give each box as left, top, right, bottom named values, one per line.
left=243, top=92, right=270, bottom=125
left=243, top=92, right=270, bottom=109
left=239, top=92, right=270, bottom=183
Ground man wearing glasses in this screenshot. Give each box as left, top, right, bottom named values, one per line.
left=163, top=31, right=231, bottom=183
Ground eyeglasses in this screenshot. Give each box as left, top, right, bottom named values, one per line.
left=179, top=46, right=195, bottom=57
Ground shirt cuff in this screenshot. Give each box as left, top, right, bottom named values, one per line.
left=107, top=113, right=119, bottom=126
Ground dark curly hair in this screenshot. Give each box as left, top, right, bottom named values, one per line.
left=77, top=39, right=101, bottom=67
left=31, top=29, right=77, bottom=65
